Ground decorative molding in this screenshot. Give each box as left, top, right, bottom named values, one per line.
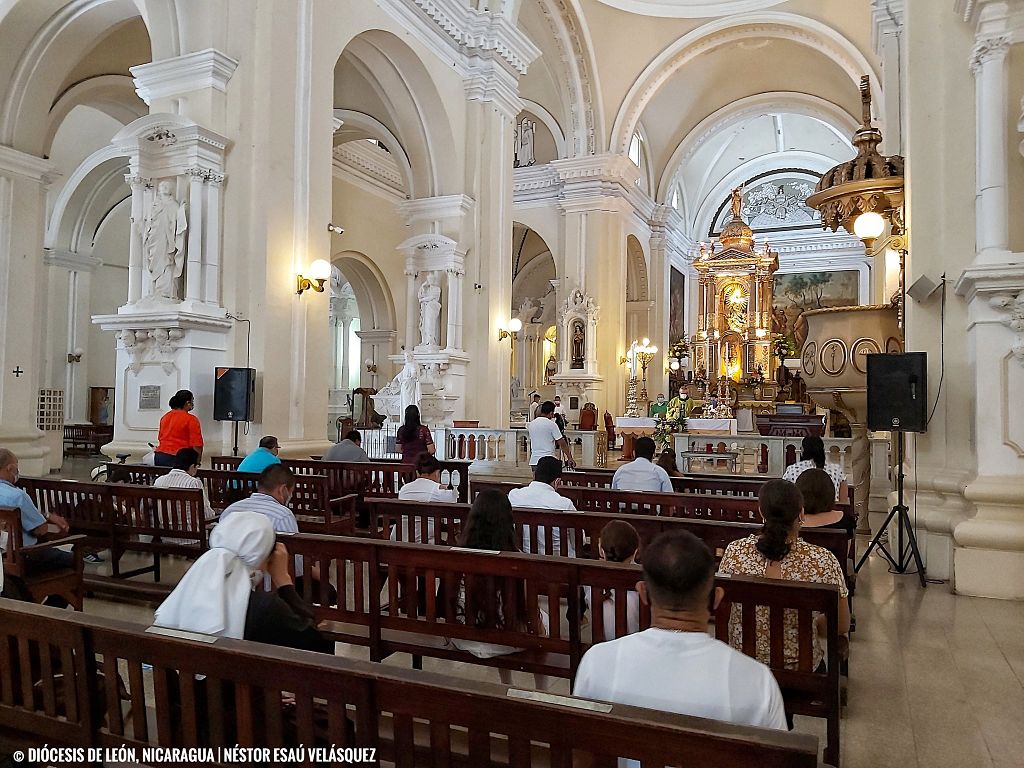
left=131, top=49, right=240, bottom=105
left=398, top=233, right=466, bottom=274
left=871, top=0, right=904, bottom=56
left=398, top=194, right=474, bottom=225
left=0, top=145, right=59, bottom=185
left=989, top=290, right=1024, bottom=365
left=43, top=249, right=101, bottom=272
left=332, top=141, right=406, bottom=201
left=970, top=33, right=1012, bottom=73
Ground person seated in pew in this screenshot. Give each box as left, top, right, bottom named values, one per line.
left=220, top=465, right=327, bottom=599
left=796, top=469, right=856, bottom=550
left=236, top=435, right=282, bottom=474
left=719, top=479, right=850, bottom=672
left=573, top=530, right=786, bottom=761
left=321, top=430, right=369, bottom=462
left=152, top=447, right=217, bottom=524
left=154, top=510, right=333, bottom=653
left=656, top=448, right=682, bottom=478
left=782, top=435, right=848, bottom=502
left=450, top=490, right=551, bottom=691
left=0, top=448, right=73, bottom=607
left=612, top=437, right=673, bottom=493
left=586, top=520, right=641, bottom=641
left=508, top=456, right=578, bottom=557
left=391, top=453, right=456, bottom=544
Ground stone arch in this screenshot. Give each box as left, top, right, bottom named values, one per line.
left=334, top=29, right=460, bottom=198
left=520, top=99, right=567, bottom=160
left=609, top=11, right=881, bottom=156
left=0, top=0, right=154, bottom=156
left=626, top=234, right=649, bottom=303
left=43, top=75, right=145, bottom=156
left=332, top=250, right=397, bottom=333
left=333, top=108, right=414, bottom=197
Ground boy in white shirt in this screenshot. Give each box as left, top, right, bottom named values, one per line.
left=574, top=530, right=786, bottom=767
left=526, top=401, right=575, bottom=468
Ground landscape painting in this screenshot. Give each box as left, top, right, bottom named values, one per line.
left=669, top=267, right=686, bottom=344
left=772, top=270, right=859, bottom=352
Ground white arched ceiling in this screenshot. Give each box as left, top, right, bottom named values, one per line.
left=332, top=251, right=397, bottom=332
left=0, top=0, right=152, bottom=155
left=595, top=0, right=786, bottom=16
left=44, top=74, right=145, bottom=155
left=335, top=30, right=459, bottom=198
left=517, top=0, right=603, bottom=155
left=609, top=12, right=882, bottom=157
left=625, top=234, right=649, bottom=302
left=512, top=222, right=557, bottom=311
left=46, top=146, right=130, bottom=253
left=333, top=108, right=414, bottom=195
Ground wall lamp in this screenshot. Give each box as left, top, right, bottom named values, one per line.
left=498, top=317, right=522, bottom=342
left=364, top=358, right=378, bottom=374
left=297, top=259, right=332, bottom=296
left=67, top=347, right=83, bottom=364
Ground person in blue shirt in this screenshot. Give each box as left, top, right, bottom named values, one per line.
left=0, top=448, right=73, bottom=605
left=237, top=436, right=282, bottom=474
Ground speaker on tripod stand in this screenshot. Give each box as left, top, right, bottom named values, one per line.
left=857, top=352, right=928, bottom=587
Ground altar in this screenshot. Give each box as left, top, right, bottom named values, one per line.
left=686, top=418, right=738, bottom=436
left=614, top=416, right=657, bottom=460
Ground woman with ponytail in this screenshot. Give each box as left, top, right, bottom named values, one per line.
left=719, top=479, right=850, bottom=672
left=781, top=435, right=847, bottom=502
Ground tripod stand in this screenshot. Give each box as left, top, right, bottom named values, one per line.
left=855, top=432, right=927, bottom=587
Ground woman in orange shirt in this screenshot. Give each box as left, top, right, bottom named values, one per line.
left=154, top=389, right=204, bottom=467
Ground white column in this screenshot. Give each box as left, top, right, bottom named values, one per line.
left=340, top=316, right=353, bottom=391
left=971, top=33, right=1011, bottom=260
left=405, top=269, right=417, bottom=350
left=185, top=169, right=205, bottom=301
left=125, top=174, right=147, bottom=304
left=204, top=175, right=223, bottom=305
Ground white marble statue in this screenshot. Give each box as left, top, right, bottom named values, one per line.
left=417, top=272, right=442, bottom=349
left=515, top=118, right=536, bottom=168
left=510, top=376, right=523, bottom=401
left=143, top=180, right=188, bottom=300
left=398, top=351, right=420, bottom=413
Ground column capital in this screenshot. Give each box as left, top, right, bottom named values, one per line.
left=355, top=329, right=397, bottom=344
left=463, top=58, right=523, bottom=118
left=552, top=153, right=641, bottom=212
left=970, top=33, right=1012, bottom=73
left=131, top=48, right=240, bottom=106
left=0, top=145, right=59, bottom=186
left=398, top=194, right=474, bottom=226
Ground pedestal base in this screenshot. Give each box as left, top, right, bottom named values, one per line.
left=954, top=547, right=1024, bottom=599
left=0, top=426, right=52, bottom=475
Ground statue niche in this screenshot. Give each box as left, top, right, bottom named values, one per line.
left=570, top=319, right=585, bottom=369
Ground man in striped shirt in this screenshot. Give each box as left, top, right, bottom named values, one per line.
left=153, top=448, right=216, bottom=524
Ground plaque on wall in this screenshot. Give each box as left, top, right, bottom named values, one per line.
left=139, top=385, right=162, bottom=410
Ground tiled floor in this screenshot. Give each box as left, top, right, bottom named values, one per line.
left=79, top=536, right=1024, bottom=767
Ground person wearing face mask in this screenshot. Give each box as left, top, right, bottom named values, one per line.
left=667, top=386, right=695, bottom=420
left=0, top=448, right=74, bottom=605
left=154, top=510, right=332, bottom=653
left=649, top=393, right=668, bottom=418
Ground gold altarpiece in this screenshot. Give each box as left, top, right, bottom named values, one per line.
left=691, top=189, right=779, bottom=385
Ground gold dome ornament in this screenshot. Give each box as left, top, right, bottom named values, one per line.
left=718, top=188, right=755, bottom=251
left=806, top=75, right=905, bottom=245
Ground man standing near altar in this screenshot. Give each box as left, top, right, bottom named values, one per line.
left=667, top=386, right=696, bottom=421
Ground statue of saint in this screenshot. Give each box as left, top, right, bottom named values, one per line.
left=571, top=320, right=585, bottom=368
left=143, top=180, right=188, bottom=300
left=510, top=376, right=523, bottom=401
left=398, top=351, right=420, bottom=413
left=417, top=272, right=442, bottom=349
left=516, top=118, right=536, bottom=167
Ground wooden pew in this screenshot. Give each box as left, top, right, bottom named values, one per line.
left=106, top=464, right=357, bottom=536
left=210, top=455, right=471, bottom=504
left=281, top=533, right=841, bottom=754
left=62, top=424, right=112, bottom=455
left=0, top=507, right=86, bottom=610
left=0, top=599, right=822, bottom=768
left=715, top=575, right=842, bottom=767
left=368, top=498, right=850, bottom=575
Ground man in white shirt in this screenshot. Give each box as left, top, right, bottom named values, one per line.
left=573, top=530, right=787, bottom=767
left=153, top=448, right=216, bottom=522
left=611, top=437, right=673, bottom=493
left=508, top=456, right=577, bottom=556
left=527, top=401, right=576, bottom=468
left=393, top=453, right=456, bottom=543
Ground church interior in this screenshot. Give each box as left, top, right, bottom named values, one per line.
left=1, top=0, right=1023, bottom=766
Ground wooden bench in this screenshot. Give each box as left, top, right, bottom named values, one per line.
left=367, top=498, right=850, bottom=576
left=107, top=464, right=357, bottom=536
left=62, top=424, right=113, bottom=456
left=280, top=532, right=841, bottom=756
left=715, top=575, right=842, bottom=767
left=0, top=599, right=822, bottom=768
left=0, top=507, right=86, bottom=610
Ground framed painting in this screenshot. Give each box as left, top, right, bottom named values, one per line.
left=772, top=270, right=859, bottom=351
left=669, top=267, right=686, bottom=344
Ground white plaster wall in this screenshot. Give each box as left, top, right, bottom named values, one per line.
left=89, top=199, right=130, bottom=391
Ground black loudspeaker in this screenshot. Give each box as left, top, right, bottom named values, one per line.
left=867, top=353, right=927, bottom=432
left=214, top=367, right=255, bottom=421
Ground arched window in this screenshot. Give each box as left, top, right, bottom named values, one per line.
left=671, top=186, right=681, bottom=210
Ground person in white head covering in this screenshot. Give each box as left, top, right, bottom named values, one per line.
left=154, top=511, right=332, bottom=653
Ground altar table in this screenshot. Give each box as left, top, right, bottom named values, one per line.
left=686, top=418, right=738, bottom=436
left=614, top=417, right=657, bottom=461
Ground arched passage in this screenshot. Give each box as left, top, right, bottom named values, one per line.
left=511, top=223, right=557, bottom=404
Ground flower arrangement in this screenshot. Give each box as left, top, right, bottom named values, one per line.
left=773, top=334, right=796, bottom=360
left=653, top=411, right=686, bottom=449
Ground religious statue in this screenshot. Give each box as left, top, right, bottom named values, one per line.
left=510, top=376, right=523, bottom=401
left=771, top=306, right=788, bottom=336
left=570, top=320, right=585, bottom=369
left=417, top=272, right=442, bottom=349
left=398, top=351, right=420, bottom=413
left=514, top=117, right=536, bottom=168
left=143, top=180, right=188, bottom=300
left=544, top=355, right=557, bottom=384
